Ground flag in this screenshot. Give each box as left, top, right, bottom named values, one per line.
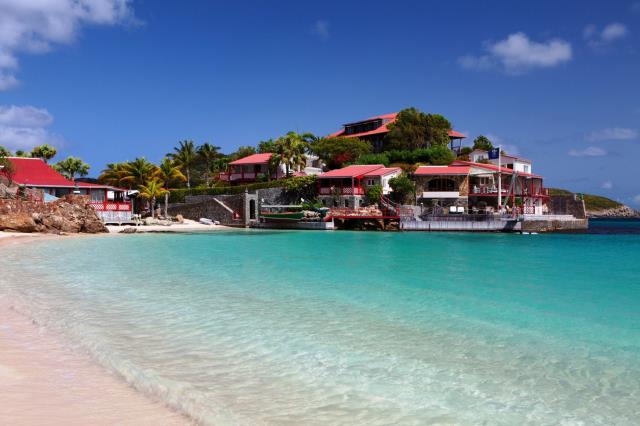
left=488, top=147, right=500, bottom=159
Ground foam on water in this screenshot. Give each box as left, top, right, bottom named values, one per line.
left=1, top=229, right=640, bottom=425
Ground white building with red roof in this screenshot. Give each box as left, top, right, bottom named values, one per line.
left=317, top=164, right=401, bottom=208
left=414, top=160, right=548, bottom=215
left=328, top=112, right=466, bottom=152
left=3, top=157, right=132, bottom=223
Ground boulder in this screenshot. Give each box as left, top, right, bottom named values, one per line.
left=0, top=212, right=38, bottom=232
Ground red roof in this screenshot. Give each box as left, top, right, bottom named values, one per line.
left=229, top=153, right=272, bottom=165
left=329, top=112, right=465, bottom=140
left=451, top=160, right=540, bottom=178
left=7, top=157, right=76, bottom=187
left=5, top=157, right=122, bottom=190
left=319, top=164, right=386, bottom=178
left=364, top=167, right=402, bottom=177
left=415, top=165, right=470, bottom=176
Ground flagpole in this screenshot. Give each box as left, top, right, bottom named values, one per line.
left=497, top=145, right=502, bottom=212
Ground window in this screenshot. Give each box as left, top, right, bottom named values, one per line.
left=344, top=199, right=349, bottom=207
left=427, top=178, right=457, bottom=192
left=523, top=165, right=530, bottom=173
left=366, top=179, right=375, bottom=186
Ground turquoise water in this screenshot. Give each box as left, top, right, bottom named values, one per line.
left=2, top=228, right=640, bottom=425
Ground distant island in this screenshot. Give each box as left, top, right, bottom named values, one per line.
left=549, top=188, right=640, bottom=218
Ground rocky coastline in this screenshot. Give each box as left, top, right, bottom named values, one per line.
left=587, top=205, right=640, bottom=219
left=0, top=195, right=107, bottom=234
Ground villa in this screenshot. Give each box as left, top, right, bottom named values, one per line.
left=219, top=152, right=323, bottom=184
left=414, top=159, right=548, bottom=215
left=4, top=157, right=132, bottom=223
left=317, top=164, right=401, bottom=207
left=328, top=112, right=467, bottom=152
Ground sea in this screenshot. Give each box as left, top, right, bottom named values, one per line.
left=1, top=219, right=639, bottom=425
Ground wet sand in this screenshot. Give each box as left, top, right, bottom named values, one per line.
left=0, top=233, right=191, bottom=425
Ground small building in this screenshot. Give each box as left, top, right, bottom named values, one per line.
left=219, top=153, right=283, bottom=184
left=5, top=157, right=132, bottom=223
left=328, top=112, right=466, bottom=153
left=414, top=160, right=548, bottom=215
left=469, top=149, right=533, bottom=174
left=317, top=164, right=401, bottom=207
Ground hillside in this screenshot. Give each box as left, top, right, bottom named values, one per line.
left=549, top=188, right=638, bottom=218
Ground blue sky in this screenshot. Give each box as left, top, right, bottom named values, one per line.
left=0, top=0, right=639, bottom=204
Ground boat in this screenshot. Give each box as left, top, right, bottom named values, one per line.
left=260, top=211, right=305, bottom=222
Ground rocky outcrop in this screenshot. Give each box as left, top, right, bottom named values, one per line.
left=588, top=205, right=640, bottom=218
left=0, top=195, right=107, bottom=234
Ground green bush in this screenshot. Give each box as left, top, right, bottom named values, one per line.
left=365, top=184, right=383, bottom=203
left=356, top=153, right=390, bottom=166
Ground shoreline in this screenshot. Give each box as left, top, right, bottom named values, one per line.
left=0, top=296, right=191, bottom=425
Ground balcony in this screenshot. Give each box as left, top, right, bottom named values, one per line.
left=319, top=187, right=365, bottom=196
left=421, top=191, right=461, bottom=199
left=90, top=201, right=132, bottom=212
left=219, top=172, right=266, bottom=182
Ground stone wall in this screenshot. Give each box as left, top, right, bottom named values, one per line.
left=548, top=195, right=587, bottom=219
left=521, top=218, right=589, bottom=232
left=167, top=192, right=260, bottom=226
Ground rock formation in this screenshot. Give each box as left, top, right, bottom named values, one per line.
left=588, top=205, right=640, bottom=218
left=0, top=195, right=107, bottom=234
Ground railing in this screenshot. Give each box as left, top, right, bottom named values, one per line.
left=219, top=172, right=265, bottom=182
left=318, top=187, right=365, bottom=195
left=420, top=214, right=511, bottom=222
left=90, top=201, right=132, bottom=212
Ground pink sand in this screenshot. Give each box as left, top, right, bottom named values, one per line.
left=0, top=302, right=190, bottom=425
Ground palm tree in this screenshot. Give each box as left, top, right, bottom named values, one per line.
left=156, top=158, right=186, bottom=217
left=139, top=178, right=169, bottom=219
left=197, top=143, right=221, bottom=186
left=274, top=132, right=308, bottom=176
left=30, top=144, right=57, bottom=163
left=120, top=158, right=159, bottom=189
left=168, top=140, right=197, bottom=189
left=53, top=157, right=90, bottom=181
left=98, top=162, right=129, bottom=188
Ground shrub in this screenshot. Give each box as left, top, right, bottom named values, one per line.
left=356, top=153, right=390, bottom=166
left=365, top=184, right=383, bottom=204
left=389, top=174, right=416, bottom=204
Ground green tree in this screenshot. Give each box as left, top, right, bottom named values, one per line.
left=0, top=146, right=11, bottom=157
left=30, top=144, right=57, bottom=163
left=472, top=135, right=493, bottom=151
left=356, top=153, right=390, bottom=166
left=310, top=136, right=372, bottom=169
left=427, top=145, right=456, bottom=165
left=386, top=107, right=452, bottom=150
left=257, top=138, right=277, bottom=153
left=197, top=143, right=222, bottom=186
left=228, top=146, right=257, bottom=161
left=273, top=132, right=308, bottom=176
left=389, top=174, right=416, bottom=204
left=168, top=140, right=198, bottom=189
left=120, top=158, right=159, bottom=189
left=53, top=157, right=90, bottom=181
left=366, top=184, right=383, bottom=204
left=14, top=150, right=30, bottom=157
left=139, top=178, right=169, bottom=219
left=98, top=163, right=129, bottom=187
left=156, top=158, right=186, bottom=216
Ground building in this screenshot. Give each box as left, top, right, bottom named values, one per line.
left=219, top=153, right=283, bottom=184
left=219, top=152, right=323, bottom=184
left=4, top=157, right=132, bottom=223
left=328, top=112, right=466, bottom=152
left=469, top=149, right=532, bottom=174
left=317, top=164, right=401, bottom=207
left=414, top=160, right=548, bottom=216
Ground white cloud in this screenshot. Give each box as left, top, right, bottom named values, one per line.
left=0, top=104, right=63, bottom=150
left=311, top=20, right=330, bottom=40
left=601, top=180, right=613, bottom=189
left=584, top=22, right=629, bottom=48
left=0, top=0, right=135, bottom=90
left=586, top=127, right=638, bottom=142
left=601, top=23, right=628, bottom=41
left=633, top=195, right=640, bottom=206
left=568, top=146, right=607, bottom=157
left=459, top=32, right=572, bottom=74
